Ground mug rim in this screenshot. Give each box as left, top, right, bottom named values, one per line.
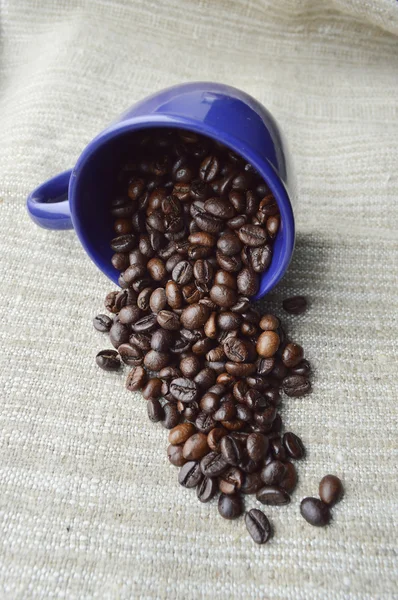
left=69, top=115, right=295, bottom=299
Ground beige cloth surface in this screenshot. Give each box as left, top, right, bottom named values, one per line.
left=0, top=0, right=398, bottom=598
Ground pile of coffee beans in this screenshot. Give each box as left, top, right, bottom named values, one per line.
left=94, top=128, right=313, bottom=544
left=300, top=475, right=344, bottom=527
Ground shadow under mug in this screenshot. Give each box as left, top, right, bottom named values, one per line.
left=26, top=82, right=296, bottom=300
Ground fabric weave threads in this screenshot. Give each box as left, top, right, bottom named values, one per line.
left=0, top=1, right=397, bottom=598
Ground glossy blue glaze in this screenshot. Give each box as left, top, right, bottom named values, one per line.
left=26, top=82, right=296, bottom=299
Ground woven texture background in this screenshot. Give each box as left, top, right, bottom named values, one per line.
left=0, top=1, right=397, bottom=598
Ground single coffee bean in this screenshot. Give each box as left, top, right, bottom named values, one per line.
left=282, top=375, right=311, bottom=397
left=96, top=349, right=120, bottom=371
left=109, top=322, right=130, bottom=349
left=170, top=378, right=199, bottom=403
left=219, top=466, right=244, bottom=495
left=188, top=231, right=216, bottom=247
left=93, top=314, right=113, bottom=332
left=144, top=350, right=170, bottom=371
left=319, top=475, right=344, bottom=506
left=223, top=337, right=249, bottom=363
left=111, top=252, right=130, bottom=271
left=200, top=392, right=220, bottom=414
left=205, top=196, right=235, bottom=219
left=209, top=284, right=238, bottom=309
left=207, top=427, right=228, bottom=452
left=300, top=497, right=331, bottom=527
left=283, top=432, right=305, bottom=459
left=167, top=444, right=187, bottom=467
left=283, top=295, right=308, bottom=315
left=245, top=509, right=272, bottom=544
left=118, top=343, right=143, bottom=366
left=183, top=433, right=210, bottom=460
left=142, top=377, right=162, bottom=399
left=157, top=310, right=180, bottom=331
left=130, top=333, right=151, bottom=352
left=180, top=303, right=210, bottom=329
left=269, top=438, right=287, bottom=461
left=246, top=433, right=269, bottom=461
left=282, top=343, right=304, bottom=368
left=148, top=288, right=166, bottom=313
left=172, top=260, right=194, bottom=285
left=125, top=365, right=146, bottom=391
left=200, top=451, right=229, bottom=477
left=192, top=338, right=215, bottom=356
left=238, top=224, right=267, bottom=247
left=218, top=494, right=243, bottom=520
left=169, top=423, right=196, bottom=445
left=216, top=252, right=242, bottom=273
left=256, top=486, right=290, bottom=506
left=249, top=245, right=272, bottom=273
left=220, top=436, right=243, bottom=466
left=110, top=234, right=136, bottom=253
left=147, top=398, right=164, bottom=423
left=114, top=217, right=133, bottom=235
left=133, top=314, right=158, bottom=333
left=151, top=329, right=174, bottom=353
left=197, top=477, right=218, bottom=503
left=256, top=331, right=280, bottom=358
left=237, top=267, right=259, bottom=297
left=217, top=231, right=242, bottom=256
left=195, top=411, right=215, bottom=433
left=260, top=460, right=286, bottom=486
left=162, top=402, right=180, bottom=429
left=240, top=472, right=263, bottom=495
left=199, top=155, right=220, bottom=182
left=146, top=257, right=166, bottom=281
left=178, top=461, right=203, bottom=488
left=180, top=354, right=201, bottom=378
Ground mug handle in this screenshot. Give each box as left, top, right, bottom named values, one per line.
left=26, top=169, right=74, bottom=230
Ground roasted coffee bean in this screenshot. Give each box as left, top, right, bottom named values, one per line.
left=319, top=475, right=344, bottom=506
left=256, top=486, right=290, bottom=506
left=223, top=337, right=249, bottom=363
left=118, top=343, right=143, bottom=366
left=213, top=270, right=236, bottom=289
left=209, top=284, right=238, bottom=308
left=235, top=404, right=252, bottom=422
left=280, top=461, right=297, bottom=494
left=169, top=423, right=196, bottom=445
left=217, top=232, right=242, bottom=257
left=219, top=467, right=244, bottom=495
left=283, top=432, right=305, bottom=459
left=125, top=365, right=146, bottom=391
left=132, top=277, right=152, bottom=293
left=249, top=245, right=272, bottom=273
left=166, top=253, right=183, bottom=273
left=96, top=349, right=120, bottom=371
left=144, top=350, right=170, bottom=371
left=241, top=472, right=263, bottom=495
left=227, top=214, right=247, bottom=229
left=183, top=432, right=210, bottom=460
left=159, top=366, right=181, bottom=381
left=129, top=333, right=151, bottom=352
left=200, top=155, right=220, bottom=182
left=193, top=259, right=213, bottom=284
left=192, top=338, right=215, bottom=355
left=237, top=267, right=259, bottom=297
left=114, top=217, right=133, bottom=235
left=217, top=312, right=241, bottom=331
left=225, top=362, right=256, bottom=377
left=300, top=497, right=331, bottom=527
left=162, top=402, right=180, bottom=429
left=261, top=461, right=287, bottom=486
left=180, top=303, right=210, bottom=329
left=256, top=331, right=280, bottom=358
left=111, top=234, right=136, bottom=253
left=142, top=377, right=163, bottom=399
left=147, top=398, right=164, bottom=423
left=204, top=197, right=235, bottom=220
left=199, top=392, right=219, bottom=414
left=178, top=461, right=203, bottom=488
left=167, top=444, right=186, bottom=467
left=283, top=295, right=308, bottom=315
left=207, top=427, right=228, bottom=452
left=238, top=224, right=267, bottom=247
left=156, top=310, right=180, bottom=331
left=148, top=288, right=167, bottom=314
left=239, top=453, right=261, bottom=474
left=220, top=436, right=243, bottom=466
left=258, top=194, right=279, bottom=218
left=206, top=346, right=226, bottom=363
left=182, top=282, right=202, bottom=304
left=127, top=178, right=145, bottom=201
left=282, top=343, right=304, bottom=368
left=290, top=359, right=311, bottom=377
left=195, top=411, right=216, bottom=433
left=197, top=477, right=218, bottom=503
left=189, top=232, right=216, bottom=248
left=93, top=314, right=113, bottom=332
left=201, top=451, right=229, bottom=477
left=135, top=287, right=151, bottom=311
left=194, top=210, right=224, bottom=234
left=246, top=433, right=269, bottom=461
left=170, top=378, right=199, bottom=403
left=105, top=291, right=118, bottom=313
left=111, top=252, right=130, bottom=271
left=194, top=367, right=217, bottom=390
left=216, top=252, right=242, bottom=273
left=109, top=322, right=130, bottom=348
left=213, top=400, right=236, bottom=422
left=172, top=261, right=193, bottom=285
left=218, top=494, right=243, bottom=520
left=150, top=329, right=173, bottom=353
left=178, top=354, right=200, bottom=377
left=190, top=179, right=210, bottom=201
left=165, top=280, right=183, bottom=309
left=282, top=375, right=311, bottom=397
left=245, top=509, right=271, bottom=544
left=133, top=313, right=158, bottom=333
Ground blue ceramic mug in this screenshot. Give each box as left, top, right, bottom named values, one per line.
left=26, top=82, right=295, bottom=300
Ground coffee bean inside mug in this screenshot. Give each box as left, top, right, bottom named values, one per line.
left=93, top=127, right=320, bottom=544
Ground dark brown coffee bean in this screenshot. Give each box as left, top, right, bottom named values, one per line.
left=207, top=427, right=228, bottom=452
left=194, top=211, right=224, bottom=234
left=219, top=467, right=244, bottom=495
left=261, top=461, right=287, bottom=486
left=204, top=197, right=235, bottom=219
left=167, top=444, right=186, bottom=467
left=156, top=310, right=180, bottom=331
left=282, top=375, right=311, bottom=397
left=220, top=436, right=243, bottom=466
left=162, top=402, right=180, bottom=429
left=118, top=343, right=143, bottom=366
left=193, top=259, right=213, bottom=284
left=280, top=461, right=297, bottom=494
left=269, top=438, right=286, bottom=461
left=142, top=377, right=163, bottom=399
left=165, top=281, right=183, bottom=309
left=125, top=365, right=146, bottom=391
left=194, top=367, right=217, bottom=390
left=96, top=349, right=120, bottom=371
left=256, top=331, right=280, bottom=358
left=183, top=433, right=210, bottom=460
left=133, top=313, right=158, bottom=333
left=197, top=477, right=218, bottom=503
left=189, top=232, right=216, bottom=248
left=109, top=322, right=129, bottom=349
left=225, top=362, right=256, bottom=377
left=237, top=267, right=259, bottom=297
left=238, top=225, right=267, bottom=247
left=258, top=194, right=279, bottom=218
left=180, top=303, right=210, bottom=329
left=200, top=155, right=220, bottom=182
left=217, top=232, right=242, bottom=257
left=206, top=346, right=226, bottom=363
left=127, top=178, right=145, bottom=201
left=129, top=333, right=151, bottom=353
left=144, top=350, right=170, bottom=371
left=146, top=258, right=166, bottom=281
left=283, top=295, right=308, bottom=315
left=114, top=217, right=133, bottom=235
left=192, top=338, right=215, bottom=356
left=223, top=337, right=249, bottom=363
left=195, top=411, right=215, bottom=433
left=169, top=423, right=196, bottom=446
left=213, top=400, right=236, bottom=422
left=283, top=432, right=305, bottom=459
left=246, top=433, right=269, bottom=461
left=282, top=343, right=304, bottom=368
left=111, top=252, right=130, bottom=271
left=147, top=398, right=164, bottom=423
left=245, top=509, right=271, bottom=544
left=209, top=284, right=237, bottom=308
left=166, top=253, right=182, bottom=273
left=218, top=494, right=243, bottom=520
left=178, top=354, right=200, bottom=378
left=319, top=475, right=344, bottom=506
left=256, top=486, right=290, bottom=506
left=216, top=252, right=242, bottom=273
left=110, top=234, right=136, bottom=253
left=178, top=461, right=203, bottom=488
left=217, top=312, right=241, bottom=331
left=240, top=472, right=263, bottom=495
left=135, top=287, right=151, bottom=311
left=93, top=314, right=113, bottom=332
left=172, top=260, right=193, bottom=285
left=248, top=245, right=272, bottom=273
left=201, top=451, right=229, bottom=477
left=300, top=497, right=331, bottom=527
left=170, top=378, right=199, bottom=403
left=150, top=329, right=173, bottom=353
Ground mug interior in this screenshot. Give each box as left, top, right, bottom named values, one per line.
left=70, top=120, right=294, bottom=299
